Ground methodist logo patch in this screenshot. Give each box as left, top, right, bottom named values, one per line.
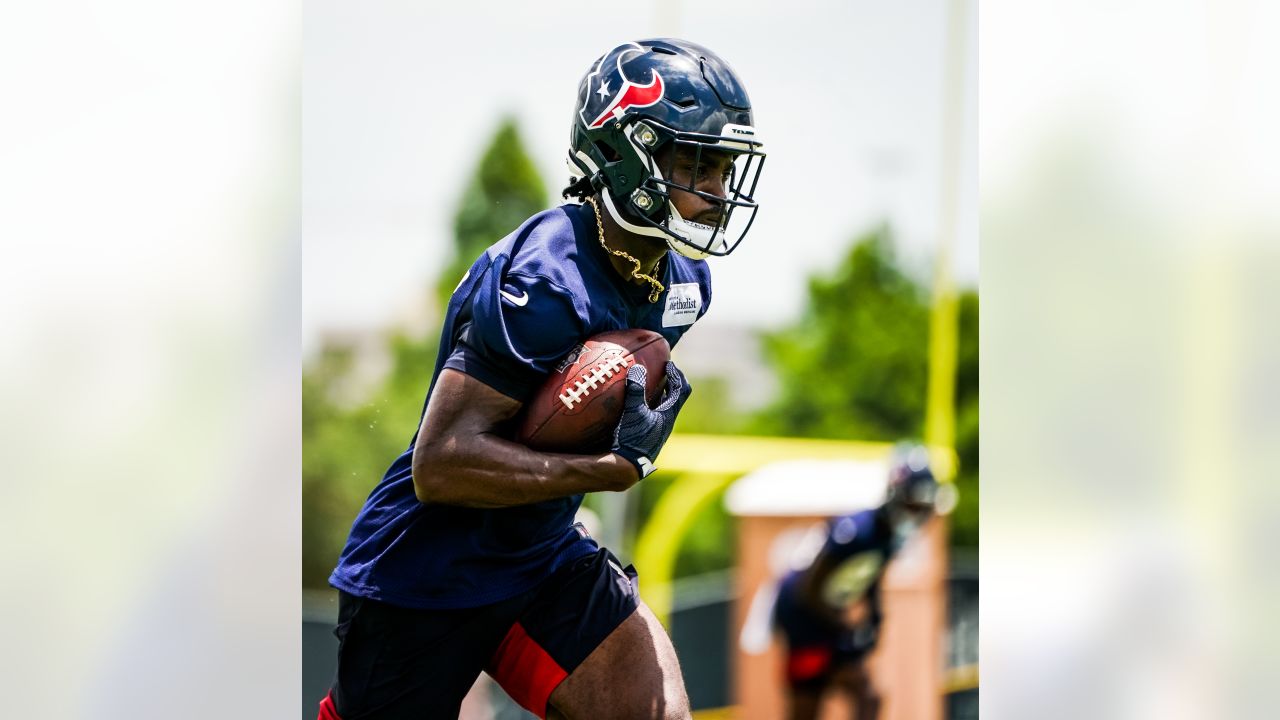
left=662, top=283, right=702, bottom=327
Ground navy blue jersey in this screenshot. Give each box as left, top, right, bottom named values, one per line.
left=811, top=508, right=896, bottom=610
left=774, top=508, right=897, bottom=647
left=329, top=203, right=712, bottom=609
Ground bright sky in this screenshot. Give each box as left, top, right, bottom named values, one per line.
left=304, top=0, right=977, bottom=353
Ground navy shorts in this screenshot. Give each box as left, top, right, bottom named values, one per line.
left=317, top=547, right=639, bottom=720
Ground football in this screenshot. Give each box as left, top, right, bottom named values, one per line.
left=514, top=329, right=671, bottom=453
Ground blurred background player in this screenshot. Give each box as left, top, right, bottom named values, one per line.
left=316, top=39, right=765, bottom=720
left=772, top=447, right=940, bottom=720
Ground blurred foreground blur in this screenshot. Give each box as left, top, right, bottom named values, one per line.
left=982, top=0, right=1280, bottom=717
left=2, top=1, right=300, bottom=717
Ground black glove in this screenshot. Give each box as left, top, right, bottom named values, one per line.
left=611, top=362, right=692, bottom=479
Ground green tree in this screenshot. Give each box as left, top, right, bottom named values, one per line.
left=950, top=290, right=979, bottom=548
left=302, top=338, right=437, bottom=588
left=435, top=117, right=549, bottom=308
left=303, top=118, right=552, bottom=588
left=749, top=226, right=979, bottom=548
left=751, top=226, right=931, bottom=440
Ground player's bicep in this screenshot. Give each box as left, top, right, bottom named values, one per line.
left=417, top=368, right=523, bottom=444
left=410, top=369, right=527, bottom=503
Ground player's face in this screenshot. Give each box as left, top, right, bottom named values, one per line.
left=655, top=144, right=737, bottom=229
left=890, top=502, right=934, bottom=538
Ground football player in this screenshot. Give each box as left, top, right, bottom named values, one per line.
left=772, top=448, right=941, bottom=720
left=317, top=39, right=765, bottom=720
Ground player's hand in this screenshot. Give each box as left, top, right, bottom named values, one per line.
left=611, top=362, right=692, bottom=480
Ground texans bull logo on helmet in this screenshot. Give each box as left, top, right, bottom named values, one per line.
left=580, top=43, right=666, bottom=130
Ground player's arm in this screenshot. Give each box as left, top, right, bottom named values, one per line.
left=867, top=578, right=885, bottom=630
left=411, top=369, right=639, bottom=508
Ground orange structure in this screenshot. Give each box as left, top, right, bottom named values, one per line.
left=726, top=460, right=948, bottom=719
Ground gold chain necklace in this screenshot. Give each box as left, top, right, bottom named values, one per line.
left=585, top=195, right=664, bottom=303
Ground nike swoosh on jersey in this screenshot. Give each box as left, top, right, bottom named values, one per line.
left=500, top=289, right=529, bottom=306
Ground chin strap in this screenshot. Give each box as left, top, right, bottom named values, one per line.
left=585, top=195, right=665, bottom=303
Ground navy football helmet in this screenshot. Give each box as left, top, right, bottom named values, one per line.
left=883, top=444, right=942, bottom=546
left=886, top=445, right=940, bottom=510
left=566, top=39, right=765, bottom=259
